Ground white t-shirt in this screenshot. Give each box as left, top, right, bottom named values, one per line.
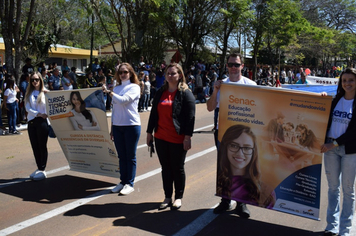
left=216, top=76, right=257, bottom=108
left=327, top=97, right=354, bottom=139
left=25, top=90, right=47, bottom=121
left=111, top=80, right=141, bottom=126
left=4, top=88, right=17, bottom=103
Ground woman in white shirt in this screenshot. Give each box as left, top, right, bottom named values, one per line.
left=321, top=68, right=356, bottom=236
left=25, top=72, right=49, bottom=181
left=103, top=62, right=141, bottom=195
left=3, top=76, right=20, bottom=134
left=69, top=91, right=100, bottom=131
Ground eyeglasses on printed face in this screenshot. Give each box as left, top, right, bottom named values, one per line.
left=227, top=63, right=241, bottom=68
left=228, top=143, right=254, bottom=155
left=119, top=71, right=129, bottom=75
left=31, top=79, right=40, bottom=82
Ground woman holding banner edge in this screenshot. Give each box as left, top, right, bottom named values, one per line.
left=24, top=72, right=49, bottom=181
left=103, top=63, right=141, bottom=196
left=321, top=68, right=356, bottom=236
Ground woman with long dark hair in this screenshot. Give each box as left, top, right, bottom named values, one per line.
left=69, top=91, right=100, bottom=131
left=321, top=68, right=356, bottom=236
left=217, top=124, right=275, bottom=209
left=25, top=72, right=49, bottom=180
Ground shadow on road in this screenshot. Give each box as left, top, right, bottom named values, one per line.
left=0, top=175, right=113, bottom=203
left=64, top=201, right=324, bottom=236
left=197, top=212, right=325, bottom=236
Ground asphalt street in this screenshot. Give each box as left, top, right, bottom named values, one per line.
left=0, top=103, right=354, bottom=236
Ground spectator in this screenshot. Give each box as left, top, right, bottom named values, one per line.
left=61, top=59, right=70, bottom=72
left=142, top=75, right=151, bottom=111
left=91, top=58, right=100, bottom=74
left=156, top=69, right=165, bottom=91
left=69, top=67, right=78, bottom=89
left=296, top=72, right=309, bottom=84
left=22, top=58, right=34, bottom=75
left=85, top=71, right=97, bottom=88
left=40, top=67, right=49, bottom=90
left=4, top=76, right=21, bottom=134
left=61, top=70, right=73, bottom=90
left=48, top=68, right=61, bottom=90
left=115, top=59, right=121, bottom=72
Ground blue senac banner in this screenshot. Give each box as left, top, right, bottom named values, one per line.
left=281, top=85, right=338, bottom=97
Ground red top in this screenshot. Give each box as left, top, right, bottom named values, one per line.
left=154, top=90, right=184, bottom=143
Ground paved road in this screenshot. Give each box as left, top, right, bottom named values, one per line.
left=0, top=103, right=353, bottom=236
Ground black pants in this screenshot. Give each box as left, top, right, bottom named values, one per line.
left=155, top=138, right=187, bottom=199
left=28, top=117, right=49, bottom=171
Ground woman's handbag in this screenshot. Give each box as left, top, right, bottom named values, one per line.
left=48, top=125, right=56, bottom=138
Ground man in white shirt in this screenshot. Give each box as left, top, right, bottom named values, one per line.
left=207, top=52, right=256, bottom=218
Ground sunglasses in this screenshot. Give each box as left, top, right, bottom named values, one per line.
left=227, top=63, right=241, bottom=68
left=31, top=79, right=40, bottom=82
left=119, top=71, right=129, bottom=75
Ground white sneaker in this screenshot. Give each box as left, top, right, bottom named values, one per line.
left=111, top=183, right=124, bottom=193
left=33, top=171, right=47, bottom=181
left=120, top=184, right=134, bottom=195
left=29, top=169, right=39, bottom=179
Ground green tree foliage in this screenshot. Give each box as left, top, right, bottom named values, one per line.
left=0, top=0, right=35, bottom=81
left=158, top=0, right=221, bottom=69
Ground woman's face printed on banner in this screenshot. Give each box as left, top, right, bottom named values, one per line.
left=227, top=132, right=254, bottom=176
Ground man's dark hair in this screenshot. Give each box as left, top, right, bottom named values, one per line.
left=227, top=52, right=244, bottom=64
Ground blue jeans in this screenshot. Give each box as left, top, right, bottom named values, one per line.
left=112, top=125, right=141, bottom=187
left=6, top=102, right=17, bottom=132
left=143, top=93, right=149, bottom=110
left=0, top=98, right=3, bottom=127
left=324, top=145, right=356, bottom=236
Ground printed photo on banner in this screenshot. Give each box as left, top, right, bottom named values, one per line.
left=45, top=88, right=119, bottom=178
left=217, top=83, right=332, bottom=220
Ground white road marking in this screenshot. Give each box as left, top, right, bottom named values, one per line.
left=0, top=146, right=216, bottom=235
left=0, top=124, right=214, bottom=190
left=173, top=204, right=219, bottom=236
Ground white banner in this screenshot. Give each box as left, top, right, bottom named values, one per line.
left=45, top=88, right=120, bottom=178
left=305, top=76, right=339, bottom=85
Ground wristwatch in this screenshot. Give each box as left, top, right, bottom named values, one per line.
left=333, top=140, right=339, bottom=147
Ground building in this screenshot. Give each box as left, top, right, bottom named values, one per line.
left=0, top=38, right=97, bottom=72
left=99, top=40, right=180, bottom=64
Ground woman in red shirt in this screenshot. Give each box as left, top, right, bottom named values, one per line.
left=146, top=63, right=196, bottom=211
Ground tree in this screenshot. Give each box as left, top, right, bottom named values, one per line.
left=0, top=0, right=35, bottom=81
left=159, top=0, right=220, bottom=69
left=212, top=0, right=252, bottom=77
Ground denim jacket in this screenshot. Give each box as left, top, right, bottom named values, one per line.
left=147, top=87, right=195, bottom=136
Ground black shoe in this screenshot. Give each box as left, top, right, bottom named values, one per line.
left=235, top=202, right=250, bottom=218
left=158, top=198, right=172, bottom=210
left=324, top=231, right=338, bottom=236
left=213, top=200, right=231, bottom=214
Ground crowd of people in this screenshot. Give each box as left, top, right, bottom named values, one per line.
left=0, top=53, right=355, bottom=236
